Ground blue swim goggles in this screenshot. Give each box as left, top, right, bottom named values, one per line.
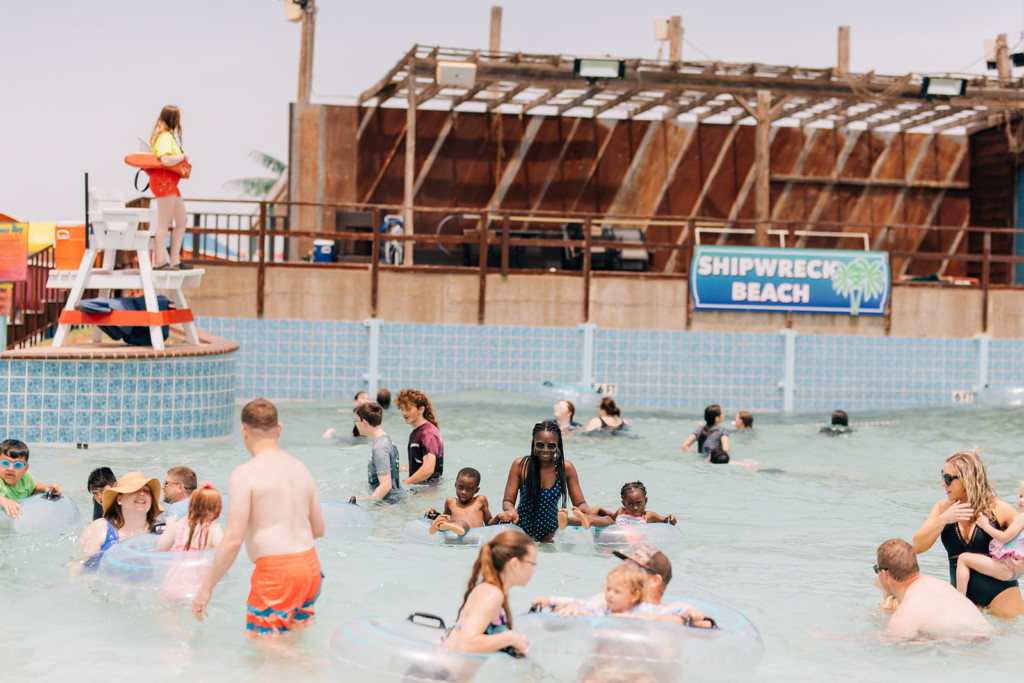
left=1, top=459, right=27, bottom=470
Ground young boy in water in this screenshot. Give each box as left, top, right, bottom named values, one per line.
left=426, top=467, right=493, bottom=537
left=87, top=467, right=117, bottom=520
left=0, top=439, right=64, bottom=518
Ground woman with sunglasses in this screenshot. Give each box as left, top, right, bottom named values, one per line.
left=494, top=420, right=592, bottom=542
left=913, top=448, right=1024, bottom=616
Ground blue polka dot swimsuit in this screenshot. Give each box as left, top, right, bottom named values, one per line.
left=516, top=475, right=561, bottom=541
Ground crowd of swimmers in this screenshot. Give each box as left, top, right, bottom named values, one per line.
left=4, top=396, right=1023, bottom=651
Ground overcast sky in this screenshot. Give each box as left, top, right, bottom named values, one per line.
left=3, top=0, right=1022, bottom=222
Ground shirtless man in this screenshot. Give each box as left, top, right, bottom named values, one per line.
left=192, top=399, right=326, bottom=638
left=874, top=538, right=992, bottom=637
left=426, top=467, right=493, bottom=536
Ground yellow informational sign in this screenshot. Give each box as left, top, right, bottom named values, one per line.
left=0, top=223, right=28, bottom=282
left=28, top=222, right=56, bottom=253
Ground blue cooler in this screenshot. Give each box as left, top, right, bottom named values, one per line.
left=313, top=239, right=335, bottom=263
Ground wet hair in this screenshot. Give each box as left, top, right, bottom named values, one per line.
left=396, top=389, right=439, bottom=428
left=946, top=447, right=998, bottom=524
left=184, top=483, right=222, bottom=550
left=458, top=530, right=535, bottom=631
left=557, top=400, right=576, bottom=420
left=354, top=391, right=369, bottom=402
left=457, top=467, right=481, bottom=487
left=167, top=466, right=197, bottom=494
left=355, top=402, right=383, bottom=427
left=519, top=420, right=568, bottom=516
left=104, top=486, right=159, bottom=531
left=620, top=481, right=647, bottom=500
left=599, top=397, right=620, bottom=417
left=831, top=410, right=849, bottom=426
left=708, top=447, right=730, bottom=464
left=606, top=564, right=648, bottom=607
left=0, top=439, right=29, bottom=461
left=876, top=538, right=919, bottom=582
left=242, top=398, right=279, bottom=432
left=737, top=411, right=754, bottom=428
left=149, top=105, right=182, bottom=147
left=376, top=388, right=392, bottom=410
left=87, top=467, right=116, bottom=492
left=697, top=404, right=722, bottom=452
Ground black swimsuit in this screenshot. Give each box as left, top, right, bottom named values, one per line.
left=599, top=417, right=626, bottom=433
left=941, top=519, right=1020, bottom=607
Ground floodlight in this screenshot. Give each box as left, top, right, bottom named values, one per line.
left=573, top=58, right=625, bottom=84
left=921, top=77, right=967, bottom=99
left=1013, top=52, right=1024, bottom=67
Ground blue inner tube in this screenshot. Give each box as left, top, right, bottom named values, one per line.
left=0, top=493, right=81, bottom=537
left=400, top=518, right=527, bottom=548
left=516, top=593, right=763, bottom=679
left=329, top=615, right=533, bottom=682
left=553, top=522, right=685, bottom=555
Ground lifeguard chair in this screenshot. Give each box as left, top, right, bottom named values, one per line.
left=46, top=187, right=204, bottom=351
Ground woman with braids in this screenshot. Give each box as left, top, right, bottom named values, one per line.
left=494, top=420, right=592, bottom=542
left=913, top=447, right=1024, bottom=616
left=441, top=530, right=536, bottom=655
left=396, top=389, right=444, bottom=485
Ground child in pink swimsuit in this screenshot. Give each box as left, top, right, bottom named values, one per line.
left=157, top=482, right=224, bottom=601
left=578, top=481, right=678, bottom=528
left=955, top=481, right=1024, bottom=594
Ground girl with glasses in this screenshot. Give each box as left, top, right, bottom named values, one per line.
left=494, top=420, right=592, bottom=542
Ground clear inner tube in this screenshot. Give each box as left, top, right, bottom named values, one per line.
left=0, top=492, right=81, bottom=537
left=400, top=518, right=528, bottom=548
left=553, top=522, right=685, bottom=555
left=95, top=533, right=223, bottom=603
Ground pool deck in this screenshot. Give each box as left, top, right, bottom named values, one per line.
left=1, top=327, right=238, bottom=359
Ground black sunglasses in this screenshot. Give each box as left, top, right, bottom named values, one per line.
left=942, top=473, right=960, bottom=486
left=873, top=564, right=887, bottom=574
left=534, top=441, right=559, bottom=451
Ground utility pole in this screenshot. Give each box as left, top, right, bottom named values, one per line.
left=837, top=26, right=850, bottom=79
left=490, top=5, right=502, bottom=54
left=297, top=0, right=316, bottom=103
left=668, top=16, right=682, bottom=62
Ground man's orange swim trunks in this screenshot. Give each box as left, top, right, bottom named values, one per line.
left=246, top=546, right=323, bottom=638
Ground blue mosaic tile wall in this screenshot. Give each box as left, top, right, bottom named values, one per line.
left=199, top=317, right=999, bottom=412
left=792, top=335, right=978, bottom=411
left=0, top=355, right=235, bottom=444
left=200, top=318, right=366, bottom=400
left=989, top=339, right=1024, bottom=387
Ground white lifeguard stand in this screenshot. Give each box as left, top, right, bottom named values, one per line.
left=46, top=188, right=204, bottom=351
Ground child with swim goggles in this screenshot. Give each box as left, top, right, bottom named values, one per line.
left=0, top=439, right=63, bottom=518
left=580, top=481, right=678, bottom=528
left=954, top=480, right=1024, bottom=594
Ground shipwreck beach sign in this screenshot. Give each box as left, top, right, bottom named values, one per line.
left=690, top=246, right=890, bottom=315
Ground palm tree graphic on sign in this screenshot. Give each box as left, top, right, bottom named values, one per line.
left=831, top=258, right=886, bottom=315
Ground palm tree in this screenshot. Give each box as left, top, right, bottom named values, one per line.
left=224, top=151, right=286, bottom=198
left=831, top=258, right=886, bottom=315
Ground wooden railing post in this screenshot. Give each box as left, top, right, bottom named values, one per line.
left=478, top=218, right=489, bottom=324
left=370, top=222, right=380, bottom=318
left=982, top=229, right=991, bottom=333
left=583, top=217, right=592, bottom=323
left=500, top=213, right=510, bottom=277
left=257, top=201, right=267, bottom=318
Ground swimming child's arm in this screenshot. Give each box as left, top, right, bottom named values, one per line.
left=720, top=435, right=730, bottom=453
left=646, top=511, right=676, bottom=524
left=0, top=495, right=22, bottom=518
left=155, top=517, right=179, bottom=551
left=681, top=434, right=697, bottom=452
left=976, top=513, right=1024, bottom=544
left=32, top=481, right=63, bottom=495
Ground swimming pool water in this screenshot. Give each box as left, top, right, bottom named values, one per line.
left=4, top=391, right=1024, bottom=681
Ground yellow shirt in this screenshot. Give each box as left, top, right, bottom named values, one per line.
left=152, top=131, right=182, bottom=158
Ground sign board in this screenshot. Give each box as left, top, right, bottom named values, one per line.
left=690, top=246, right=890, bottom=315
left=0, top=223, right=28, bottom=283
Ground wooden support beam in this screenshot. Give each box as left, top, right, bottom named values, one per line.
left=451, top=81, right=490, bottom=109
left=669, top=92, right=718, bottom=117
left=799, top=100, right=852, bottom=127
left=669, top=16, right=683, bottom=62
left=357, top=45, right=417, bottom=106
left=523, top=88, right=558, bottom=112
left=362, top=125, right=407, bottom=203
left=837, top=26, right=850, bottom=79
left=837, top=101, right=891, bottom=127
left=556, top=87, right=602, bottom=115
left=591, top=88, right=642, bottom=117
left=567, top=120, right=618, bottom=213
left=404, top=68, right=417, bottom=263
left=415, top=82, right=442, bottom=105
left=486, top=83, right=529, bottom=111
left=769, top=95, right=791, bottom=119
left=412, top=114, right=455, bottom=197
left=998, top=33, right=1011, bottom=84
left=490, top=6, right=502, bottom=54
left=868, top=103, right=935, bottom=130
left=754, top=90, right=771, bottom=246
left=731, top=93, right=757, bottom=120
left=770, top=174, right=968, bottom=190
left=931, top=110, right=996, bottom=133
left=529, top=117, right=582, bottom=212
left=696, top=98, right=736, bottom=121
left=629, top=90, right=684, bottom=119
left=899, top=108, right=957, bottom=132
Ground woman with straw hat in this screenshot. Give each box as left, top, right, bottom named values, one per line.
left=77, top=471, right=163, bottom=561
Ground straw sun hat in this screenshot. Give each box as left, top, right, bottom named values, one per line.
left=101, top=471, right=163, bottom=515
